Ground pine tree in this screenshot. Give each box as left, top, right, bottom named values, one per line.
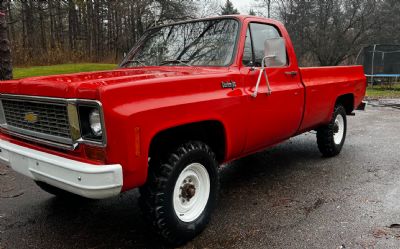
left=249, top=9, right=256, bottom=16
left=221, top=0, right=239, bottom=15
left=0, top=0, right=12, bottom=80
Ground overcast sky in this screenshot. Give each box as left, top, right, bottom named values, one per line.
left=228, top=0, right=253, bottom=14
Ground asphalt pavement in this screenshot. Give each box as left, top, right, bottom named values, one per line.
left=1, top=104, right=400, bottom=249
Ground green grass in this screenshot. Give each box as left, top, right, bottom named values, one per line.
left=366, top=84, right=400, bottom=99
left=12, top=65, right=400, bottom=99
left=14, top=63, right=117, bottom=79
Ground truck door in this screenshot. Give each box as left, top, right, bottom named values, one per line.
left=241, top=22, right=305, bottom=153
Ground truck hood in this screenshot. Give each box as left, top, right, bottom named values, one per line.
left=0, top=67, right=226, bottom=99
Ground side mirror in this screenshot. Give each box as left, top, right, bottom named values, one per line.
left=264, top=37, right=287, bottom=67
left=251, top=38, right=287, bottom=98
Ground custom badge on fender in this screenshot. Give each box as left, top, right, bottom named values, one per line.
left=221, top=80, right=237, bottom=90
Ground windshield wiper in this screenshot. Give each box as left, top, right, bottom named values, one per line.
left=159, top=60, right=192, bottom=67
left=120, top=59, right=146, bottom=67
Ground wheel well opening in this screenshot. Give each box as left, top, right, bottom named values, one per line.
left=149, top=121, right=226, bottom=163
left=336, top=94, right=354, bottom=114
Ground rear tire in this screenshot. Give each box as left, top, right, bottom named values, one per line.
left=317, top=105, right=347, bottom=157
left=139, top=141, right=219, bottom=246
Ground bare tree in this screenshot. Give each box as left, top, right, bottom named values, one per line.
left=8, top=0, right=197, bottom=66
left=0, top=0, right=12, bottom=80
left=264, top=0, right=273, bottom=18
left=254, top=0, right=278, bottom=18
left=277, top=0, right=380, bottom=66
left=196, top=0, right=220, bottom=18
left=374, top=0, right=400, bottom=44
left=4, top=0, right=391, bottom=68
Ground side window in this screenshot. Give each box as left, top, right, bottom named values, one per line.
left=249, top=23, right=281, bottom=66
left=242, top=29, right=253, bottom=66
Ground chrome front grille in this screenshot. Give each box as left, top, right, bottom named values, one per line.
left=0, top=94, right=106, bottom=150
left=2, top=99, right=71, bottom=139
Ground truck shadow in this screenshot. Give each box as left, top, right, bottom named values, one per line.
left=27, top=135, right=329, bottom=249
left=38, top=191, right=164, bottom=248
left=219, top=135, right=322, bottom=190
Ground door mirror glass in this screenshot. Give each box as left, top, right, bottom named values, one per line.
left=264, top=38, right=287, bottom=67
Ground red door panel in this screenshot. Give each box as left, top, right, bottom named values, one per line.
left=240, top=22, right=304, bottom=153
left=243, top=67, right=304, bottom=153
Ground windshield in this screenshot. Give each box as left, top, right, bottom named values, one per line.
left=121, top=18, right=239, bottom=67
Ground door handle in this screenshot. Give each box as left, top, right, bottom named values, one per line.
left=284, top=71, right=298, bottom=76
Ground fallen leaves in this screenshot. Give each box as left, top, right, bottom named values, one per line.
left=271, top=197, right=298, bottom=208
left=0, top=165, right=24, bottom=198
left=304, top=198, right=325, bottom=216
left=372, top=224, right=400, bottom=239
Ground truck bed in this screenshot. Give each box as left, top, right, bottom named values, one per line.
left=298, top=65, right=366, bottom=132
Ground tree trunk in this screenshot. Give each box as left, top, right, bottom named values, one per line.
left=68, top=0, right=76, bottom=50
left=49, top=0, right=56, bottom=49
left=38, top=1, right=47, bottom=51
left=56, top=1, right=64, bottom=48
left=26, top=0, right=35, bottom=58
left=0, top=0, right=12, bottom=80
left=266, top=0, right=271, bottom=18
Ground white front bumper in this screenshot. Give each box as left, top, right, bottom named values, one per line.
left=0, top=139, right=123, bottom=199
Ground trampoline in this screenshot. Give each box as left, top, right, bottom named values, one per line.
left=365, top=74, right=400, bottom=86
left=356, top=44, right=400, bottom=86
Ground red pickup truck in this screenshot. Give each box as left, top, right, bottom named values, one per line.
left=0, top=15, right=365, bottom=245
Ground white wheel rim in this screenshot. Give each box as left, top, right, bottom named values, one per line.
left=173, top=163, right=210, bottom=223
left=333, top=114, right=345, bottom=145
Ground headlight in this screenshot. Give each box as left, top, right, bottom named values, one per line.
left=77, top=104, right=105, bottom=143
left=89, top=109, right=102, bottom=137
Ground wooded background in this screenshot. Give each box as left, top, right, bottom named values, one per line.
left=1, top=0, right=400, bottom=68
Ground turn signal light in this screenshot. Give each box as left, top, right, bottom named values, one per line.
left=84, top=145, right=106, bottom=163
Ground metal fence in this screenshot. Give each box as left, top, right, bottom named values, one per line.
left=356, top=44, right=400, bottom=86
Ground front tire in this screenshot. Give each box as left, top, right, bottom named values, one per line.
left=139, top=141, right=219, bottom=246
left=317, top=105, right=347, bottom=157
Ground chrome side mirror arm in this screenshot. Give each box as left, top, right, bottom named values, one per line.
left=251, top=55, right=275, bottom=98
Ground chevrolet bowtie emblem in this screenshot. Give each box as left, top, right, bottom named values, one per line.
left=24, top=112, right=39, bottom=123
